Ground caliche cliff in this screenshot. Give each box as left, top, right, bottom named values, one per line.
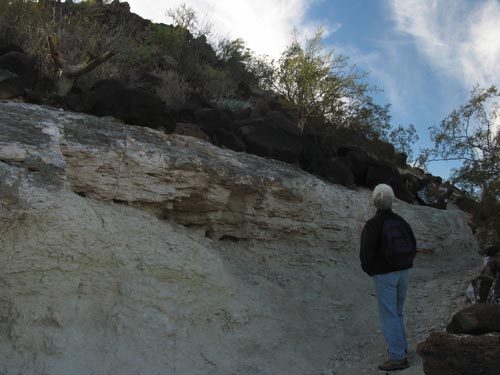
left=0, top=102, right=479, bottom=374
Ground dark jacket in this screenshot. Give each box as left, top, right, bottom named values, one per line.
left=360, top=209, right=417, bottom=276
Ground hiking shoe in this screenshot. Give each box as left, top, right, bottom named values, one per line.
left=378, top=358, right=409, bottom=371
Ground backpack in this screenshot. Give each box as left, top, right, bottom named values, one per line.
left=382, top=218, right=416, bottom=268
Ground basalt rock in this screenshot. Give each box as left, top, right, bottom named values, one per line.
left=87, top=85, right=176, bottom=132
left=0, top=44, right=24, bottom=56
left=321, top=157, right=354, bottom=187
left=213, top=128, right=246, bottom=152
left=238, top=123, right=303, bottom=163
left=0, top=50, right=36, bottom=85
left=417, top=332, right=500, bottom=375
left=0, top=68, right=24, bottom=99
left=446, top=304, right=500, bottom=334
left=0, top=49, right=37, bottom=99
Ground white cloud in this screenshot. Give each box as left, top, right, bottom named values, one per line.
left=125, top=0, right=319, bottom=58
left=389, top=0, right=500, bottom=90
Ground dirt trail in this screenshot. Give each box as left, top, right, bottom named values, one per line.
left=334, top=262, right=482, bottom=375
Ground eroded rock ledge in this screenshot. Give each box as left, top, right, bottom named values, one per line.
left=0, top=102, right=476, bottom=249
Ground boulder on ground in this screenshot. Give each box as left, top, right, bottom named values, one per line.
left=25, top=77, right=56, bottom=104
left=321, top=157, right=354, bottom=186
left=213, top=128, right=246, bottom=152
left=0, top=44, right=24, bottom=57
left=338, top=148, right=373, bottom=186
left=0, top=51, right=36, bottom=85
left=239, top=123, right=303, bottom=163
left=446, top=304, right=500, bottom=334
left=364, top=163, right=399, bottom=189
left=86, top=81, right=176, bottom=132
left=0, top=68, right=24, bottom=99
left=417, top=331, right=500, bottom=375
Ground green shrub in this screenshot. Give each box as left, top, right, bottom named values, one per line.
left=215, top=97, right=252, bottom=112
left=153, top=69, right=190, bottom=109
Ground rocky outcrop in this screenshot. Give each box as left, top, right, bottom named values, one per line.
left=417, top=332, right=500, bottom=375
left=446, top=304, right=500, bottom=334
left=0, top=102, right=477, bottom=246
left=0, top=39, right=453, bottom=206
left=0, top=48, right=36, bottom=99
left=0, top=102, right=480, bottom=374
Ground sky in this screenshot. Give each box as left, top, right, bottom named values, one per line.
left=125, top=0, right=500, bottom=179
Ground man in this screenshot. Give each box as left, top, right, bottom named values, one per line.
left=360, top=184, right=417, bottom=371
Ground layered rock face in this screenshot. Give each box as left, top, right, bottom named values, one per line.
left=0, top=102, right=479, bottom=374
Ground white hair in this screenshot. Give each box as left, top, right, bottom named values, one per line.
left=372, top=184, right=394, bottom=210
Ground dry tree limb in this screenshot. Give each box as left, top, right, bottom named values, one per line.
left=48, top=35, right=118, bottom=95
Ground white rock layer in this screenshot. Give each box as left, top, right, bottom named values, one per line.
left=0, top=103, right=479, bottom=374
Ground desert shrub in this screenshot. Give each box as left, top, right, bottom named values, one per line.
left=153, top=69, right=190, bottom=108
left=215, top=97, right=252, bottom=112
left=199, top=64, right=236, bottom=99
left=0, top=0, right=51, bottom=64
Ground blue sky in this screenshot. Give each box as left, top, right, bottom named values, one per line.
left=125, top=0, right=500, bottom=179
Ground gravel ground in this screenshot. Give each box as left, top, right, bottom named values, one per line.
left=333, top=262, right=482, bottom=375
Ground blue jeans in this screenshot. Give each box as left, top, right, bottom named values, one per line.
left=373, top=269, right=409, bottom=360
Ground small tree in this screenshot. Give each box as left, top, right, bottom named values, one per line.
left=389, top=124, right=419, bottom=165
left=424, top=85, right=500, bottom=193
left=166, top=3, right=213, bottom=39
left=422, top=85, right=500, bottom=244
left=262, top=28, right=370, bottom=133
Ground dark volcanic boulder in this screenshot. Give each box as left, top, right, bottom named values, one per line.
left=417, top=331, right=500, bottom=375
left=321, top=157, right=354, bottom=186
left=85, top=79, right=126, bottom=111
left=64, top=87, right=86, bottom=112
left=86, top=81, right=176, bottom=132
left=364, top=163, right=399, bottom=188
left=213, top=128, right=246, bottom=152
left=389, top=178, right=415, bottom=203
left=0, top=44, right=24, bottom=57
left=0, top=68, right=24, bottom=99
left=0, top=51, right=36, bottom=85
left=0, top=49, right=36, bottom=99
left=339, top=148, right=373, bottom=186
left=446, top=304, right=500, bottom=334
left=239, top=124, right=303, bottom=163
left=300, top=136, right=323, bottom=174
left=25, top=77, right=56, bottom=104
